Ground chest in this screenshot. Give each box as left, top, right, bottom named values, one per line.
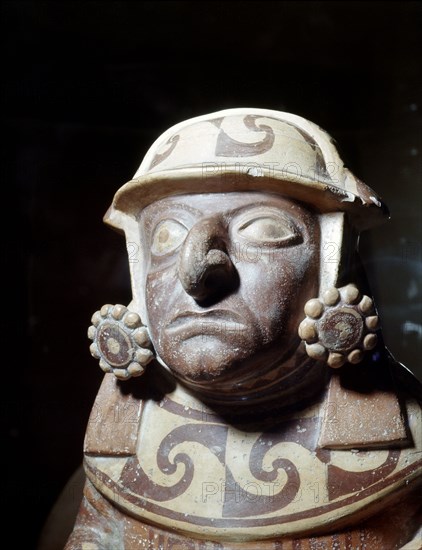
left=84, top=380, right=422, bottom=540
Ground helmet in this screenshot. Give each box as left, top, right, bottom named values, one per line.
left=105, top=108, right=388, bottom=232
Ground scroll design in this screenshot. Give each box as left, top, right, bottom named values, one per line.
left=120, top=423, right=228, bottom=502
left=149, top=135, right=180, bottom=169
left=222, top=417, right=318, bottom=517
left=327, top=449, right=400, bottom=501
left=211, top=115, right=275, bottom=157
left=223, top=450, right=300, bottom=517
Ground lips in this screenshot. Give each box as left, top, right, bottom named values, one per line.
left=167, top=309, right=247, bottom=338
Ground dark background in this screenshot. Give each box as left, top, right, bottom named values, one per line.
left=3, top=1, right=421, bottom=548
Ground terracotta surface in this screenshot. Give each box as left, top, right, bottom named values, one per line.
left=66, top=109, right=422, bottom=549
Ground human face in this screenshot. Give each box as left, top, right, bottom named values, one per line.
left=141, top=192, right=319, bottom=392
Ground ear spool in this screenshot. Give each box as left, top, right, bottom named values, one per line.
left=88, top=304, right=155, bottom=380
left=299, top=284, right=379, bottom=368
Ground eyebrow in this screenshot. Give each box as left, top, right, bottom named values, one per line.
left=138, top=200, right=201, bottom=223
left=142, top=197, right=304, bottom=226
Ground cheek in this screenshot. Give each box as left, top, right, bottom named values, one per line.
left=145, top=269, right=178, bottom=333
left=239, top=249, right=317, bottom=340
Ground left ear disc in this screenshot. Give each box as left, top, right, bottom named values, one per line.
left=88, top=304, right=154, bottom=380
left=298, top=284, right=379, bottom=368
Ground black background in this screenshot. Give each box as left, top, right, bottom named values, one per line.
left=3, top=2, right=422, bottom=548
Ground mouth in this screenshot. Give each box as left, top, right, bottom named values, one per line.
left=167, top=309, right=247, bottom=338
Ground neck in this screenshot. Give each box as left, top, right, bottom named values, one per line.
left=173, top=350, right=329, bottom=422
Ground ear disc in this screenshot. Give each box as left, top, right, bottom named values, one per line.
left=88, top=304, right=154, bottom=380
left=299, top=284, right=379, bottom=368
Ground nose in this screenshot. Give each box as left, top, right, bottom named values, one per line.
left=177, top=217, right=238, bottom=303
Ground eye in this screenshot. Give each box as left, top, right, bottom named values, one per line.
left=151, top=219, right=188, bottom=256
left=237, top=214, right=300, bottom=246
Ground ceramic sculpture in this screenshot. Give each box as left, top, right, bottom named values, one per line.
left=65, top=108, right=422, bottom=549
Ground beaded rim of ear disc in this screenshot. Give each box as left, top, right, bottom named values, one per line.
left=88, top=304, right=154, bottom=380
left=298, top=284, right=379, bottom=368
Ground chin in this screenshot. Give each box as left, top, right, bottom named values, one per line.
left=158, top=334, right=255, bottom=384
left=155, top=331, right=306, bottom=403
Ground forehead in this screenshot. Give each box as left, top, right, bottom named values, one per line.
left=140, top=191, right=316, bottom=226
